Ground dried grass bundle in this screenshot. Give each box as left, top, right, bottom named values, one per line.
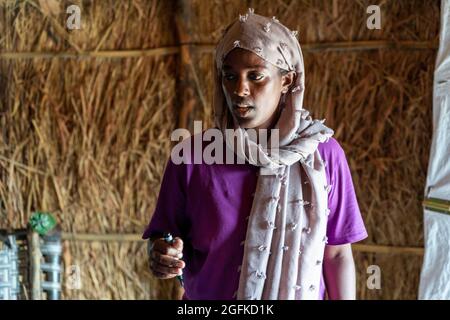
left=0, top=0, right=440, bottom=299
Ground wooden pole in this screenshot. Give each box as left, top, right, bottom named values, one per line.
left=61, top=232, right=144, bottom=242
left=174, top=0, right=203, bottom=132
left=28, top=230, right=42, bottom=300
left=0, top=46, right=180, bottom=60
left=300, top=40, right=438, bottom=52
left=59, top=232, right=424, bottom=255
left=352, top=244, right=424, bottom=256
left=196, top=40, right=438, bottom=53
left=0, top=41, right=437, bottom=60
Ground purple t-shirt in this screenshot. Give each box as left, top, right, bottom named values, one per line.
left=143, top=136, right=368, bottom=300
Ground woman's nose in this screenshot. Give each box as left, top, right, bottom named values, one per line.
left=234, top=79, right=250, bottom=97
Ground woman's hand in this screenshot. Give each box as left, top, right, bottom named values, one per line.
left=148, top=237, right=185, bottom=279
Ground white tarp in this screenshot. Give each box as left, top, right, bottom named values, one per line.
left=418, top=0, right=450, bottom=300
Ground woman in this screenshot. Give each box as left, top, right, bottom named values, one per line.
left=143, top=9, right=367, bottom=300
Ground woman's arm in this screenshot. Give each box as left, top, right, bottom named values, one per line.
left=323, top=243, right=356, bottom=300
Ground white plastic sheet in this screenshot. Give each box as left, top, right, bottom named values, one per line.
left=418, top=0, right=450, bottom=300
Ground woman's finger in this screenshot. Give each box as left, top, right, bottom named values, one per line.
left=152, top=261, right=183, bottom=275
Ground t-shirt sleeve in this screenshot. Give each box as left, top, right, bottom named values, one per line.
left=325, top=140, right=368, bottom=245
left=142, top=158, right=189, bottom=240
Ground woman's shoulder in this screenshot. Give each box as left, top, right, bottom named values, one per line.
left=317, top=137, right=347, bottom=166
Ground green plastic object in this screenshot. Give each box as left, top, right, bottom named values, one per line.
left=29, top=211, right=57, bottom=235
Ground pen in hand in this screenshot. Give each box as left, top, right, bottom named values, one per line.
left=162, top=232, right=185, bottom=288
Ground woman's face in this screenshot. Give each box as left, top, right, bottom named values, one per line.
left=221, top=48, right=294, bottom=130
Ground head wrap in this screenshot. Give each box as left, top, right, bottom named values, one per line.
left=214, top=9, right=335, bottom=300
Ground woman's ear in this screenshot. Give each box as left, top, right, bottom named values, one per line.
left=281, top=71, right=296, bottom=93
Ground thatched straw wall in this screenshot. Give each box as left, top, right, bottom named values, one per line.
left=0, top=0, right=440, bottom=299
left=1, top=0, right=179, bottom=299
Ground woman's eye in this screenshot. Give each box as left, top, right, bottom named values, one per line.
left=249, top=73, right=264, bottom=81
left=223, top=73, right=264, bottom=81
left=223, top=74, right=236, bottom=81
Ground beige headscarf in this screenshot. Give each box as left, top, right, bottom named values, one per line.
left=214, top=9, right=335, bottom=300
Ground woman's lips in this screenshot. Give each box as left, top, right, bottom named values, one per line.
left=233, top=105, right=254, bottom=118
